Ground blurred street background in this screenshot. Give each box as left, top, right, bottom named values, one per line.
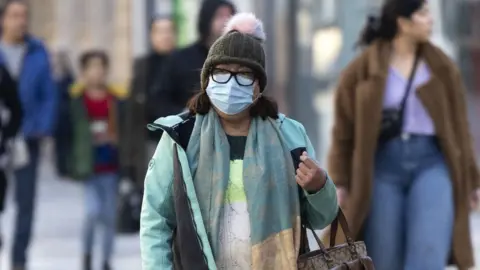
left=0, top=0, right=480, bottom=269
left=17, top=0, right=480, bottom=164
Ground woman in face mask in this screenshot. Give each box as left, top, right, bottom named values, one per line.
left=327, top=0, right=480, bottom=269
left=140, top=13, right=338, bottom=270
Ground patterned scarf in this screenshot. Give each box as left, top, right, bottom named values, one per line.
left=187, top=109, right=302, bottom=269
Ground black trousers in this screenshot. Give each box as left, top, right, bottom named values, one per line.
left=0, top=169, right=6, bottom=213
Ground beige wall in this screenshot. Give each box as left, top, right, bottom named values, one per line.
left=27, top=0, right=132, bottom=85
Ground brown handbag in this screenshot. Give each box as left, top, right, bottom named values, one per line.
left=297, top=209, right=375, bottom=270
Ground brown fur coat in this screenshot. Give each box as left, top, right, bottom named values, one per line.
left=326, top=40, right=479, bottom=269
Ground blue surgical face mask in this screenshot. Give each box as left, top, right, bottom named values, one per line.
left=206, top=77, right=257, bottom=115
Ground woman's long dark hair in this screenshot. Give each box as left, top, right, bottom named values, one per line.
left=357, top=0, right=426, bottom=47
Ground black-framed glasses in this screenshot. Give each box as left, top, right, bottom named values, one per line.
left=210, top=68, right=256, bottom=86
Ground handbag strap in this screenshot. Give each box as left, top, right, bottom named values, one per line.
left=329, top=208, right=354, bottom=247
left=398, top=48, right=421, bottom=113
left=299, top=186, right=359, bottom=258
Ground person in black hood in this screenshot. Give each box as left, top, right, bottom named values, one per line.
left=0, top=64, right=22, bottom=252
left=125, top=15, right=176, bottom=186
left=159, top=0, right=236, bottom=114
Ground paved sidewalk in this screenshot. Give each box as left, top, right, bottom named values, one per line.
left=0, top=158, right=141, bottom=270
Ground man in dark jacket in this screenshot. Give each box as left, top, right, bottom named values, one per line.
left=159, top=0, right=236, bottom=114
left=126, top=0, right=236, bottom=186
left=52, top=50, right=74, bottom=177
left=126, top=15, right=176, bottom=187
left=0, top=1, right=57, bottom=269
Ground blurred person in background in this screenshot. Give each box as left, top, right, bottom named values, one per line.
left=67, top=51, right=127, bottom=270
left=140, top=13, right=338, bottom=270
left=0, top=1, right=57, bottom=269
left=159, top=0, right=236, bottom=114
left=51, top=50, right=74, bottom=178
left=327, top=0, right=480, bottom=269
left=0, top=63, right=22, bottom=252
left=126, top=15, right=176, bottom=188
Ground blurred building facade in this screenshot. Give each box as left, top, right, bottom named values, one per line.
left=14, top=0, right=132, bottom=85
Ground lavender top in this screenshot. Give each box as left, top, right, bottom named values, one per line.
left=383, top=63, right=434, bottom=135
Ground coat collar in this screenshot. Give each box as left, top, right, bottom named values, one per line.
left=365, top=40, right=451, bottom=79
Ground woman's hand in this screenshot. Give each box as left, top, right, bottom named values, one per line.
left=296, top=151, right=326, bottom=193
left=470, top=188, right=480, bottom=210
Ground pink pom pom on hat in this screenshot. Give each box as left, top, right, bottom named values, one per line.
left=201, top=12, right=268, bottom=91
left=223, top=12, right=266, bottom=41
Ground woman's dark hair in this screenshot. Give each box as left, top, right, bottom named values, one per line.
left=187, top=90, right=279, bottom=120
left=79, top=50, right=109, bottom=71
left=357, top=0, right=426, bottom=46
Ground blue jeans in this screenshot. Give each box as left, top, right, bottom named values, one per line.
left=83, top=172, right=118, bottom=261
left=13, top=139, right=40, bottom=266
left=364, top=135, right=454, bottom=270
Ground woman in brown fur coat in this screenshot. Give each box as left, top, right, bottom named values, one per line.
left=327, top=0, right=480, bottom=269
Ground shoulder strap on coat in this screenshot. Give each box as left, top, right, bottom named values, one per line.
left=172, top=112, right=195, bottom=149
left=147, top=111, right=195, bottom=150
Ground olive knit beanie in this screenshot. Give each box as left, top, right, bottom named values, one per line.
left=201, top=13, right=267, bottom=91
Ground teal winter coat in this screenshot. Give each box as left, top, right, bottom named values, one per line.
left=140, top=113, right=338, bottom=270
